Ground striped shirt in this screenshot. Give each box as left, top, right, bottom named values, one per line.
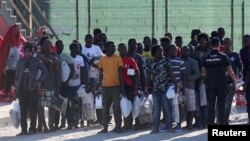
left=170, top=57, right=186, bottom=83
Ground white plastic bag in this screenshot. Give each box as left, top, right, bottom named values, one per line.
left=61, top=61, right=71, bottom=82
left=9, top=99, right=21, bottom=128
left=52, top=96, right=68, bottom=115
left=132, top=95, right=142, bottom=118
left=120, top=96, right=132, bottom=118
left=140, top=95, right=153, bottom=114
left=200, top=83, right=207, bottom=106
left=95, top=95, right=103, bottom=109
left=172, top=94, right=180, bottom=123
left=230, top=95, right=239, bottom=121
left=166, top=85, right=175, bottom=99
left=82, top=93, right=96, bottom=120
left=77, top=85, right=86, bottom=97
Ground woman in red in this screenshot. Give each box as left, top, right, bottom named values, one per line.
left=0, top=24, right=26, bottom=95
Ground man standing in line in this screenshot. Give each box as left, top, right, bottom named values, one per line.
left=15, top=42, right=48, bottom=135
left=98, top=41, right=124, bottom=133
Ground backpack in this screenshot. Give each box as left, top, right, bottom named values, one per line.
left=61, top=61, right=70, bottom=82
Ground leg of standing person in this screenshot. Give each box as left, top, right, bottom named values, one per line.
left=151, top=92, right=161, bottom=133
left=28, top=91, right=38, bottom=133
left=55, top=110, right=60, bottom=129
left=185, top=88, right=196, bottom=130
left=245, top=85, right=250, bottom=124
left=224, top=84, right=235, bottom=124
left=217, top=86, right=227, bottom=125
left=98, top=87, right=112, bottom=133
left=122, top=85, right=134, bottom=131
left=161, top=93, right=173, bottom=131
left=5, top=70, right=15, bottom=96
left=47, top=91, right=56, bottom=130
left=37, top=90, right=48, bottom=132
left=112, top=86, right=122, bottom=131
left=207, top=87, right=217, bottom=125
left=19, top=91, right=28, bottom=134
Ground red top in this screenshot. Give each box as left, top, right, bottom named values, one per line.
left=0, top=25, right=26, bottom=88
left=50, top=44, right=57, bottom=53
left=121, top=57, right=139, bottom=86
left=219, top=45, right=225, bottom=53
left=176, top=47, right=182, bottom=57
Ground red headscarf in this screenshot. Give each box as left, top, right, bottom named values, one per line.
left=0, top=24, right=26, bottom=86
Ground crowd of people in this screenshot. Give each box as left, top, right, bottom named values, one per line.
left=0, top=25, right=249, bottom=136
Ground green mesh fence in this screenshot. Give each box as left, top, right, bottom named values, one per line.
left=46, top=0, right=249, bottom=52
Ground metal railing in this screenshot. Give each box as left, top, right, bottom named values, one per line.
left=7, top=0, right=59, bottom=39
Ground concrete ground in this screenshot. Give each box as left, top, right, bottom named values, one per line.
left=0, top=102, right=248, bottom=141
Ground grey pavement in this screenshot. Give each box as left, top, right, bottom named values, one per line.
left=0, top=102, right=248, bottom=141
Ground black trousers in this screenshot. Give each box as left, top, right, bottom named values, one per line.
left=246, top=85, right=250, bottom=122
left=5, top=70, right=15, bottom=94
left=19, top=90, right=38, bottom=132
left=102, top=86, right=121, bottom=129
left=207, top=84, right=227, bottom=125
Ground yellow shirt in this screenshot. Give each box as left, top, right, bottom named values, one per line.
left=98, top=54, right=123, bottom=87
left=142, top=51, right=152, bottom=59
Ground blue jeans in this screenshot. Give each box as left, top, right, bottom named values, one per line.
left=152, top=92, right=172, bottom=130
left=195, top=88, right=208, bottom=127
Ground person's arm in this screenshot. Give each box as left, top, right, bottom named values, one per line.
left=81, top=58, right=90, bottom=87
left=187, top=60, right=200, bottom=80
left=180, top=62, right=186, bottom=95
left=224, top=55, right=237, bottom=89
left=97, top=57, right=104, bottom=87
left=37, top=59, right=48, bottom=84
left=131, top=59, right=140, bottom=95
left=64, top=54, right=75, bottom=84
left=201, top=66, right=207, bottom=77
left=227, top=66, right=237, bottom=89
left=118, top=67, right=125, bottom=96
left=138, top=57, right=145, bottom=90
left=236, top=54, right=243, bottom=76
left=53, top=58, right=61, bottom=96
left=64, top=64, right=74, bottom=84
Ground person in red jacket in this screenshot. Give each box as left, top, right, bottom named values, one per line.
left=0, top=24, right=26, bottom=95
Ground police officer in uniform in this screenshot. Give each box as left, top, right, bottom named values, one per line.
left=201, top=37, right=237, bottom=125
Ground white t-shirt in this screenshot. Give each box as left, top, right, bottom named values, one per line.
left=82, top=45, right=103, bottom=78
left=68, top=55, right=84, bottom=86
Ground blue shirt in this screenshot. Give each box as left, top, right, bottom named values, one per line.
left=227, top=52, right=242, bottom=76
left=170, top=57, right=186, bottom=83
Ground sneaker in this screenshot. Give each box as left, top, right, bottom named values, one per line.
left=150, top=129, right=159, bottom=134
left=111, top=127, right=122, bottom=133
left=174, top=126, right=182, bottom=132
left=28, top=130, right=37, bottom=135
left=159, top=126, right=168, bottom=132
left=16, top=131, right=28, bottom=136
left=59, top=125, right=65, bottom=129
left=98, top=128, right=108, bottom=134
left=66, top=126, right=73, bottom=130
